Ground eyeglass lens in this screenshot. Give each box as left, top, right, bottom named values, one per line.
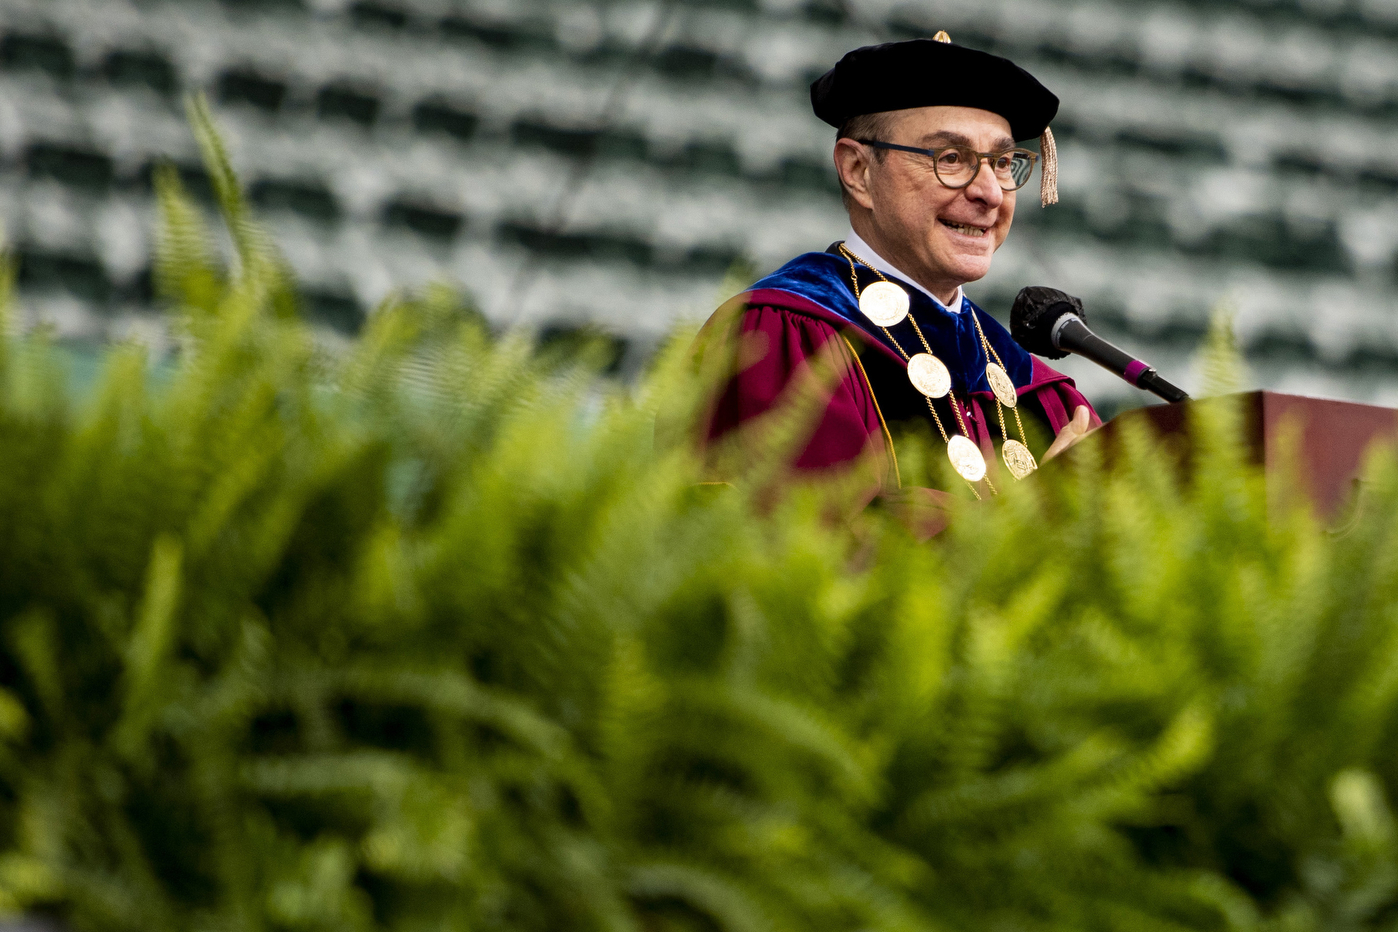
left=934, top=147, right=1037, bottom=191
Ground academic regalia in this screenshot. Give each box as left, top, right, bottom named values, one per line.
left=699, top=246, right=1099, bottom=496
left=694, top=32, right=1095, bottom=522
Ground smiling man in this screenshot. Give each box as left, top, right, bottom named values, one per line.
left=698, top=34, right=1098, bottom=506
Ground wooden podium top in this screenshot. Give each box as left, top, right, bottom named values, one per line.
left=1065, top=391, right=1398, bottom=518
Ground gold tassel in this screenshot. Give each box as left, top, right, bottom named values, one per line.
left=933, top=30, right=952, bottom=43
left=1039, top=126, right=1058, bottom=207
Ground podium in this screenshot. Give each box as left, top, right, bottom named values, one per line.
left=1061, top=391, right=1398, bottom=520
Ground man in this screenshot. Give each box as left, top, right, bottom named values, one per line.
left=698, top=35, right=1098, bottom=509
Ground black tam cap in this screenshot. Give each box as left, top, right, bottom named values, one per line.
left=810, top=37, right=1059, bottom=144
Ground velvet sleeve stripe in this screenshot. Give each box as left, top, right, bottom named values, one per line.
left=1019, top=356, right=1102, bottom=434
left=703, top=304, right=893, bottom=482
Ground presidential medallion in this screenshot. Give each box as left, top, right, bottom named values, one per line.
left=1002, top=439, right=1037, bottom=480
left=947, top=434, right=987, bottom=483
left=985, top=363, right=1017, bottom=408
left=859, top=281, right=910, bottom=327
left=906, top=352, right=951, bottom=398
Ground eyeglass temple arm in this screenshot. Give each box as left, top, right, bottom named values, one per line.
left=854, top=139, right=1039, bottom=161
left=856, top=140, right=935, bottom=157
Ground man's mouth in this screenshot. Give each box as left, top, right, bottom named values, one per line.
left=939, top=219, right=989, bottom=238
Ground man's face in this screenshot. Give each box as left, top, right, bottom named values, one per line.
left=837, top=106, right=1018, bottom=297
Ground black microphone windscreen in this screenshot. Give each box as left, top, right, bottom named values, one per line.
left=1010, top=286, right=1086, bottom=360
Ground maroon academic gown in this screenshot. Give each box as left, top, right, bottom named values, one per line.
left=698, top=269, right=1099, bottom=533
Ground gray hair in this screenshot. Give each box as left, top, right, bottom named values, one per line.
left=836, top=112, right=896, bottom=209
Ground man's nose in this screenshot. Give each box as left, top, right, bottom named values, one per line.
left=965, top=157, right=1004, bottom=206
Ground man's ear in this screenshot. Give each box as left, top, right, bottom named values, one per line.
left=834, top=139, right=875, bottom=210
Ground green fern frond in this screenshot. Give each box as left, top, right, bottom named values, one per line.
left=0, top=91, right=1397, bottom=932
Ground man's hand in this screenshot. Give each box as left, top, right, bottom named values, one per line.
left=1041, top=406, right=1094, bottom=462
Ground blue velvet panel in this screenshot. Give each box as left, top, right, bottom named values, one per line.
left=748, top=250, right=1034, bottom=395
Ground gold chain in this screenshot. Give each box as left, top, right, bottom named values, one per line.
left=839, top=244, right=995, bottom=498
left=968, top=311, right=1031, bottom=448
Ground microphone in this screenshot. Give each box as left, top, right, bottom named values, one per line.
left=1010, top=286, right=1189, bottom=404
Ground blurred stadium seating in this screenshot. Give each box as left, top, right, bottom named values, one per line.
left=0, top=0, right=1396, bottom=407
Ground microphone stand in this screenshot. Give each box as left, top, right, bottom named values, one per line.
left=1053, top=316, right=1190, bottom=404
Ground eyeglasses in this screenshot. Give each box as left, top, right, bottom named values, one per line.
left=856, top=139, right=1040, bottom=191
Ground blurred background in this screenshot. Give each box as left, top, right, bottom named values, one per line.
left=0, top=0, right=1396, bottom=413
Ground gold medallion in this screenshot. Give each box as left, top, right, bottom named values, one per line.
left=946, top=434, right=987, bottom=483
left=906, top=352, right=951, bottom=398
left=859, top=281, right=910, bottom=327
left=1002, top=439, right=1037, bottom=480
left=985, top=363, right=1017, bottom=408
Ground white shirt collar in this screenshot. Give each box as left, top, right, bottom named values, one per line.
left=844, top=229, right=964, bottom=314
